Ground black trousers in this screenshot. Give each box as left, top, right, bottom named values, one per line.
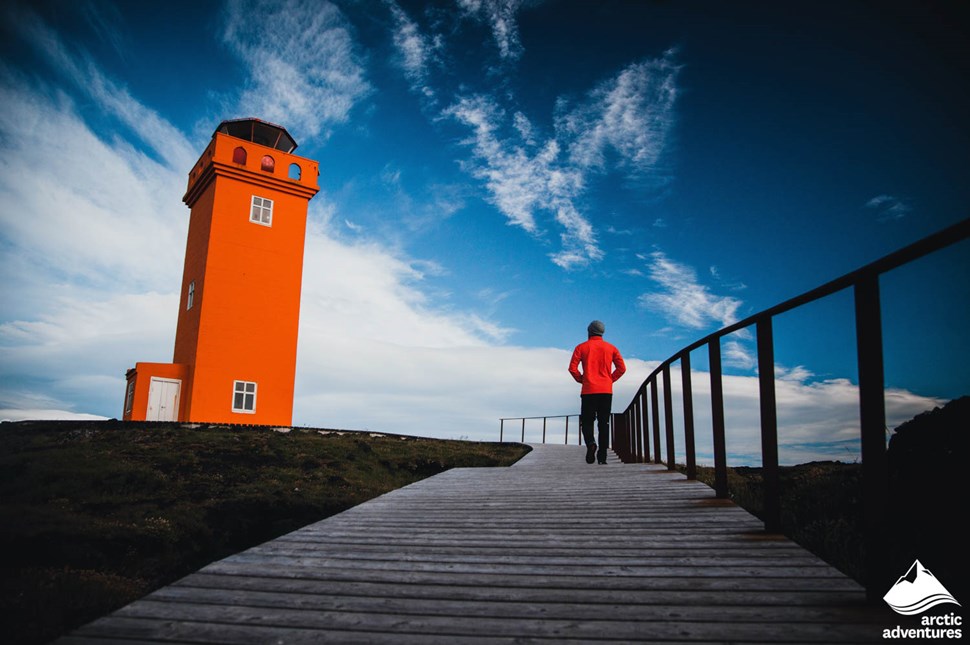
left=580, top=393, right=612, bottom=457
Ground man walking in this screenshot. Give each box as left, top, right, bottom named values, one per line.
left=569, top=320, right=626, bottom=464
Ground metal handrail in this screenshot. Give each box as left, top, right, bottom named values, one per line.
left=610, top=216, right=968, bottom=600
left=499, top=415, right=581, bottom=444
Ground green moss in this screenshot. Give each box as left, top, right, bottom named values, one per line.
left=0, top=421, right=529, bottom=645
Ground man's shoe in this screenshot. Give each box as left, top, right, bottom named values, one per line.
left=585, top=443, right=597, bottom=464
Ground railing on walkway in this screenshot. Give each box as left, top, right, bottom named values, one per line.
left=499, top=415, right=581, bottom=444
left=611, top=216, right=968, bottom=601
left=501, top=217, right=968, bottom=601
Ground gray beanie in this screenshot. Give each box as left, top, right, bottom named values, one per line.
left=588, top=320, right=605, bottom=336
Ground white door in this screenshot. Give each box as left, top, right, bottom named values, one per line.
left=146, top=377, right=181, bottom=421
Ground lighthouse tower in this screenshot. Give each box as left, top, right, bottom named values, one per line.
left=123, top=118, right=319, bottom=425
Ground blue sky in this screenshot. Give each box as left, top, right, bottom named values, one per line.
left=1, top=0, right=967, bottom=464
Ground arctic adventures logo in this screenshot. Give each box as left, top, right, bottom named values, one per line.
left=882, top=559, right=962, bottom=640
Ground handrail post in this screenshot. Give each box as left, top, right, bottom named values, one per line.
left=757, top=318, right=781, bottom=533
left=709, top=338, right=728, bottom=498
left=650, top=378, right=661, bottom=464
left=855, top=274, right=890, bottom=602
left=521, top=418, right=526, bottom=443
left=606, top=411, right=620, bottom=456
left=621, top=410, right=629, bottom=462
left=681, top=351, right=697, bottom=480
left=564, top=415, right=569, bottom=445
left=627, top=399, right=634, bottom=462
left=629, top=408, right=634, bottom=459
left=634, top=393, right=643, bottom=462
left=500, top=418, right=504, bottom=442
left=634, top=403, right=639, bottom=461
left=640, top=384, right=650, bottom=463
left=663, top=364, right=675, bottom=470
left=542, top=417, right=547, bottom=444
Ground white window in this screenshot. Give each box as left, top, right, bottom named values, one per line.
left=232, top=380, right=257, bottom=413
left=187, top=281, right=195, bottom=310
left=250, top=196, right=273, bottom=226
left=124, top=379, right=135, bottom=414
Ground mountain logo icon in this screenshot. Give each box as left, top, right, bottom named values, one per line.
left=883, top=559, right=961, bottom=615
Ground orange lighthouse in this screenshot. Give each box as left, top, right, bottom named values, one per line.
left=123, top=118, right=319, bottom=425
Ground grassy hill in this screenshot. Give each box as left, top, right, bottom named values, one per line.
left=0, top=420, right=530, bottom=645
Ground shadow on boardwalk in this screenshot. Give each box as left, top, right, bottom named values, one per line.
left=59, top=444, right=896, bottom=643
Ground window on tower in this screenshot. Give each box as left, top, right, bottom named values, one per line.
left=232, top=146, right=247, bottom=165
left=288, top=163, right=302, bottom=180
left=250, top=196, right=273, bottom=226
left=261, top=155, right=275, bottom=172
left=124, top=379, right=135, bottom=414
left=232, top=381, right=257, bottom=413
left=187, top=281, right=195, bottom=310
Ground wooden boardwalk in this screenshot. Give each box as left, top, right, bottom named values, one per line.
left=59, top=444, right=891, bottom=643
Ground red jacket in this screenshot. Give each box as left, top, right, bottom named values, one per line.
left=569, top=336, right=626, bottom=395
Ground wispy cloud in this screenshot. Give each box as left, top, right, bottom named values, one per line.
left=442, top=51, right=679, bottom=270
left=866, top=194, right=911, bottom=222
left=386, top=0, right=438, bottom=100
left=382, top=5, right=679, bottom=272
left=638, top=251, right=744, bottom=330
left=456, top=0, right=527, bottom=61
left=7, top=3, right=197, bottom=172
left=222, top=0, right=370, bottom=140
left=557, top=51, right=680, bottom=176
left=0, top=74, right=187, bottom=297
left=722, top=339, right=756, bottom=370
left=444, top=95, right=600, bottom=269
left=710, top=265, right=747, bottom=291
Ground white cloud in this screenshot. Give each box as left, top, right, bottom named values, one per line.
left=300, top=220, right=511, bottom=348
left=7, top=3, right=197, bottom=173
left=456, top=0, right=527, bottom=61
left=0, top=409, right=108, bottom=422
left=222, top=0, right=370, bottom=141
left=558, top=51, right=680, bottom=175
left=722, top=339, right=756, bottom=370
left=442, top=51, right=679, bottom=270
left=0, top=290, right=179, bottom=417
left=638, top=251, right=744, bottom=330
left=386, top=0, right=438, bottom=100
left=775, top=364, right=814, bottom=382
left=444, top=95, right=600, bottom=269
left=0, top=79, right=187, bottom=296
left=866, top=194, right=911, bottom=222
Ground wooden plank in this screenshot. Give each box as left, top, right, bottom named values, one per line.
left=166, top=575, right=873, bottom=607
left=189, top=560, right=865, bottom=591
left=145, top=585, right=886, bottom=624
left=74, top=601, right=883, bottom=643
left=58, top=444, right=892, bottom=644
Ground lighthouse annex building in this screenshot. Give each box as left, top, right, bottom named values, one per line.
left=123, top=118, right=319, bottom=426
